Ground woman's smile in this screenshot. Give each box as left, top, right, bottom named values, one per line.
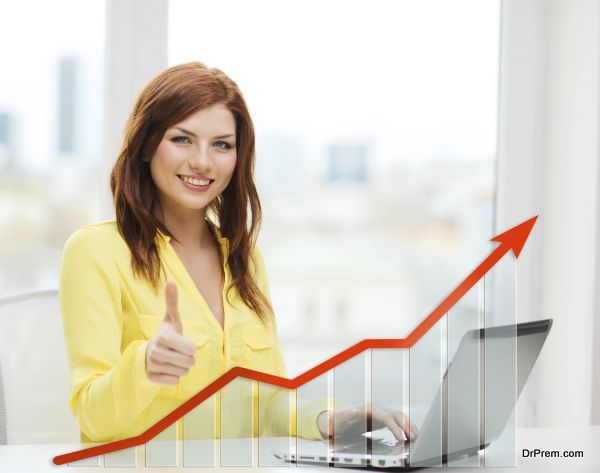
left=177, top=174, right=214, bottom=192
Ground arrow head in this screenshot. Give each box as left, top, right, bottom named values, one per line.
left=491, top=216, right=538, bottom=258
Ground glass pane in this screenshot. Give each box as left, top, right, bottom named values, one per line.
left=220, top=377, right=254, bottom=466
left=447, top=283, right=483, bottom=467
left=333, top=353, right=367, bottom=468
left=371, top=348, right=409, bottom=467
left=105, top=446, right=137, bottom=467
left=258, top=381, right=293, bottom=467
left=183, top=394, right=217, bottom=467
left=145, top=422, right=178, bottom=467
left=483, top=258, right=517, bottom=466
left=409, top=316, right=445, bottom=467
left=68, top=455, right=101, bottom=467
left=296, top=371, right=332, bottom=467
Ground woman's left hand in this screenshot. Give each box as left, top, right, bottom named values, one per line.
left=316, top=402, right=417, bottom=442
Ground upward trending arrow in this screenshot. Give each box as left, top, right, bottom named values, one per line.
left=491, top=215, right=538, bottom=258
left=405, top=215, right=538, bottom=345
left=53, top=216, right=539, bottom=465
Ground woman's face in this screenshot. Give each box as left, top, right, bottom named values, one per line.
left=150, top=103, right=237, bottom=219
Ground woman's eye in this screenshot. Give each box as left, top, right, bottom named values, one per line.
left=171, top=136, right=191, bottom=144
left=214, top=141, right=233, bottom=150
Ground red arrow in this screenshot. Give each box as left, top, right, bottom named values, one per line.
left=53, top=215, right=538, bottom=465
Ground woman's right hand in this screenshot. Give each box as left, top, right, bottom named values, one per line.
left=316, top=402, right=417, bottom=442
left=145, top=281, right=197, bottom=385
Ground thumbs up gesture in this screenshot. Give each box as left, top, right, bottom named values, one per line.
left=145, top=281, right=197, bottom=385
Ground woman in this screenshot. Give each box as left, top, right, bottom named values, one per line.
left=59, top=62, right=414, bottom=445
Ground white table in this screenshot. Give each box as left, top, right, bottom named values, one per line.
left=1, top=426, right=598, bottom=472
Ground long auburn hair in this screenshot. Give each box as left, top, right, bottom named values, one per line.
left=110, top=62, right=273, bottom=324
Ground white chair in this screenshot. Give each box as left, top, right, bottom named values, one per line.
left=0, top=290, right=80, bottom=444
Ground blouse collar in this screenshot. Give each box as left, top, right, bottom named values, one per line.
left=156, top=220, right=229, bottom=248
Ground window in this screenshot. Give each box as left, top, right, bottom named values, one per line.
left=0, top=0, right=105, bottom=296
left=169, top=0, right=500, bottom=374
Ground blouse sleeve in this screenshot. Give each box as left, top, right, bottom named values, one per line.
left=59, top=227, right=161, bottom=442
left=251, top=245, right=345, bottom=440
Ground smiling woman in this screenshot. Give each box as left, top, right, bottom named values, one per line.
left=59, top=62, right=413, bottom=449
left=58, top=62, right=335, bottom=444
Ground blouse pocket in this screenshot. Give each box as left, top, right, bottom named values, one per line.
left=138, top=314, right=212, bottom=400
left=240, top=324, right=276, bottom=373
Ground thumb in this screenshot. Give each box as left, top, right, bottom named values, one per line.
left=164, top=280, right=183, bottom=335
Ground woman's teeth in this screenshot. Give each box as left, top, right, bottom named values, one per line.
left=180, top=175, right=211, bottom=186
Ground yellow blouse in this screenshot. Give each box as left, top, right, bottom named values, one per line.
left=59, top=220, right=336, bottom=444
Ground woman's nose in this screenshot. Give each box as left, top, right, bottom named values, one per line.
left=189, top=146, right=211, bottom=170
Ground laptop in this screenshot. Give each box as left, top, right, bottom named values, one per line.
left=272, top=319, right=552, bottom=470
